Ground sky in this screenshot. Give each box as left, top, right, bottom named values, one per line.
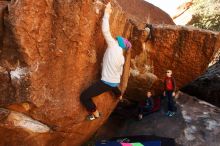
left=144, top=0, right=187, bottom=16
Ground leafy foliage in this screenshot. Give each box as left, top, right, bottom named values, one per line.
left=187, top=0, right=220, bottom=31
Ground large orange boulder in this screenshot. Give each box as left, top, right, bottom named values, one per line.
left=0, top=0, right=219, bottom=145
left=126, top=26, right=220, bottom=100
left=0, top=0, right=132, bottom=145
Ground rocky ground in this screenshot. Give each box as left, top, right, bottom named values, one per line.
left=89, top=92, right=220, bottom=146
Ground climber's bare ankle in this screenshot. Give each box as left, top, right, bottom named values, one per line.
left=92, top=110, right=100, bottom=118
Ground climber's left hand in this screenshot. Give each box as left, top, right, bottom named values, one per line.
left=105, top=2, right=112, bottom=14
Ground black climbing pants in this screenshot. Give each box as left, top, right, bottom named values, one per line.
left=165, top=90, right=177, bottom=112
left=80, top=80, right=121, bottom=113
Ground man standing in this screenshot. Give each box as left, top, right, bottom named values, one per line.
left=163, top=70, right=177, bottom=117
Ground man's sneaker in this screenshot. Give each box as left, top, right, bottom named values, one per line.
left=165, top=111, right=171, bottom=116
left=86, top=114, right=96, bottom=121
left=168, top=112, right=176, bottom=117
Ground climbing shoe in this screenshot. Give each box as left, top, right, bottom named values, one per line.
left=86, top=114, right=96, bottom=121
left=87, top=112, right=102, bottom=121
left=168, top=112, right=176, bottom=117
left=165, top=111, right=171, bottom=116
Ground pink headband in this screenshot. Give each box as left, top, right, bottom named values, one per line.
left=123, top=38, right=132, bottom=49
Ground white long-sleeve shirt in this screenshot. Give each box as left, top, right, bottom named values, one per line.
left=101, top=12, right=125, bottom=84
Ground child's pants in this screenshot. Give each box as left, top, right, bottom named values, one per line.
left=165, top=90, right=176, bottom=112
left=138, top=106, right=152, bottom=115
left=80, top=80, right=121, bottom=113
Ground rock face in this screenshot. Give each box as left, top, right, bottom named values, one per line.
left=181, top=61, right=220, bottom=107
left=0, top=0, right=132, bottom=145
left=91, top=92, right=220, bottom=146
left=116, top=0, right=175, bottom=25
left=173, top=0, right=220, bottom=31
left=0, top=0, right=219, bottom=146
left=126, top=25, right=220, bottom=100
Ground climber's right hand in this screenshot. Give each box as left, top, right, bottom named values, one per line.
left=105, top=2, right=112, bottom=14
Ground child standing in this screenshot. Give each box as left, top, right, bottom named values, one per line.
left=163, top=70, right=177, bottom=117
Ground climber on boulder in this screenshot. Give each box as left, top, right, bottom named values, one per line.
left=163, top=70, right=177, bottom=117
left=80, top=2, right=132, bottom=121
